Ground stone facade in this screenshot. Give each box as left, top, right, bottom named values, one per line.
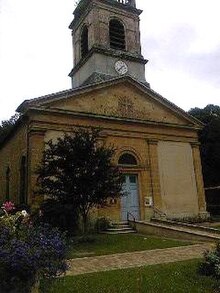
left=0, top=0, right=209, bottom=222
left=0, top=124, right=28, bottom=204
left=0, top=77, right=209, bottom=221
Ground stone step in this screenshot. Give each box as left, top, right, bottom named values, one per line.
left=107, top=227, right=134, bottom=232
left=102, top=221, right=136, bottom=234
left=102, top=230, right=137, bottom=235
left=112, top=221, right=129, bottom=225
left=111, top=224, right=130, bottom=229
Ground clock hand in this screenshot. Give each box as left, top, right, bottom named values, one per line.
left=118, top=65, right=124, bottom=71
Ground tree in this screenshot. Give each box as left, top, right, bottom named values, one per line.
left=37, top=128, right=124, bottom=233
left=188, top=104, right=220, bottom=187
left=0, top=113, right=20, bottom=143
left=189, top=104, right=220, bottom=124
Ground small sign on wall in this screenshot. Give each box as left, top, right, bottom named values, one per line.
left=144, top=196, right=153, bottom=207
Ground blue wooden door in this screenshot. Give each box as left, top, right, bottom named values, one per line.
left=121, top=174, right=140, bottom=221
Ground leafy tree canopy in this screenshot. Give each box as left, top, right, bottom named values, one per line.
left=37, top=128, right=124, bottom=232
left=0, top=113, right=20, bottom=143
left=189, top=104, right=220, bottom=187
left=189, top=104, right=220, bottom=124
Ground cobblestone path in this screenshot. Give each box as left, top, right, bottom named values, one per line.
left=67, top=243, right=213, bottom=276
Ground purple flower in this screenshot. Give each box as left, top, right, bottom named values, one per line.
left=0, top=223, right=67, bottom=291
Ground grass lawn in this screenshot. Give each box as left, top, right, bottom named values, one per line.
left=40, top=259, right=220, bottom=292
left=67, top=233, right=191, bottom=259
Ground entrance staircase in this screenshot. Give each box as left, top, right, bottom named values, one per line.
left=102, top=221, right=136, bottom=234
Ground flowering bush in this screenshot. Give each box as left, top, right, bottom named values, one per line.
left=0, top=201, right=67, bottom=292
left=1, top=201, right=15, bottom=213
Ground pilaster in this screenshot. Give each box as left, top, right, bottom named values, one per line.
left=27, top=130, right=45, bottom=206
left=191, top=143, right=208, bottom=216
left=148, top=139, right=163, bottom=212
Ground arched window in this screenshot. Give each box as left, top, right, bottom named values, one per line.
left=6, top=167, right=10, bottom=200
left=81, top=25, right=89, bottom=58
left=118, top=153, right=137, bottom=165
left=109, top=19, right=126, bottom=50
left=20, top=156, right=27, bottom=204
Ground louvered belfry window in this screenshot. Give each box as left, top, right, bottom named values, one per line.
left=81, top=25, right=89, bottom=58
left=109, top=19, right=126, bottom=50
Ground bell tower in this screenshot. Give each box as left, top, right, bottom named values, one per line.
left=69, top=0, right=148, bottom=88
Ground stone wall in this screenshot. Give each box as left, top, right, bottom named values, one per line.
left=28, top=107, right=203, bottom=221
left=157, top=141, right=199, bottom=218
left=0, top=82, right=207, bottom=221
left=0, top=125, right=27, bottom=204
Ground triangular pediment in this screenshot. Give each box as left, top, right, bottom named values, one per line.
left=21, top=77, right=202, bottom=128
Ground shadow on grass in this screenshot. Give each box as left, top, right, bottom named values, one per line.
left=67, top=233, right=191, bottom=259
left=40, top=259, right=220, bottom=293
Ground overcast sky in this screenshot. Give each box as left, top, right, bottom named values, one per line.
left=0, top=0, right=220, bottom=121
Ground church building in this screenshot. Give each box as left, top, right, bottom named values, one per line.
left=0, top=0, right=209, bottom=221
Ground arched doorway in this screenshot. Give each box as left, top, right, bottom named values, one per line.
left=118, top=153, right=140, bottom=221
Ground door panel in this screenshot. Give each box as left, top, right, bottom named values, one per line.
left=121, top=174, right=140, bottom=221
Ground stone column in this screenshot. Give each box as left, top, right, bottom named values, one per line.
left=191, top=143, right=209, bottom=218
left=148, top=139, right=163, bottom=213
left=27, top=130, right=45, bottom=206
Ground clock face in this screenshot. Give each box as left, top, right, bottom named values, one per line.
left=114, top=61, right=128, bottom=75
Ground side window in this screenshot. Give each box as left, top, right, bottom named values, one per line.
left=81, top=25, right=89, bottom=58
left=6, top=167, right=10, bottom=201
left=109, top=19, right=126, bottom=50
left=20, top=156, right=27, bottom=204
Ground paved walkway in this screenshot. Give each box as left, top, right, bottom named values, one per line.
left=67, top=243, right=213, bottom=276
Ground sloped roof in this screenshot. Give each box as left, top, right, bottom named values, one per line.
left=16, top=75, right=203, bottom=128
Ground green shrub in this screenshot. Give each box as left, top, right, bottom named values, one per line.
left=95, top=217, right=111, bottom=232
left=39, top=199, right=79, bottom=234
left=199, top=243, right=220, bottom=278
